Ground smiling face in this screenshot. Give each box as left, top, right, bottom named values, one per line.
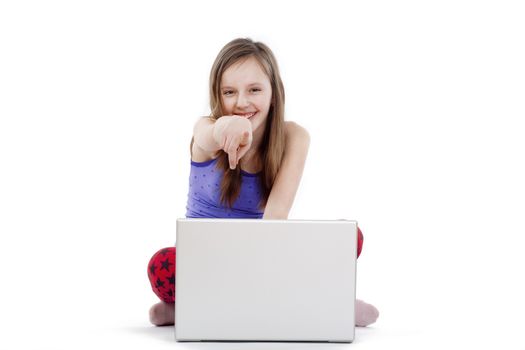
left=220, top=56, right=273, bottom=137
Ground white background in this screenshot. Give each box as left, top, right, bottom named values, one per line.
left=1, top=1, right=524, bottom=349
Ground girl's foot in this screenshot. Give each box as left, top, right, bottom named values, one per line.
left=355, top=299, right=379, bottom=327
left=149, top=301, right=175, bottom=326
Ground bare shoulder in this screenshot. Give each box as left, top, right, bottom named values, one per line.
left=284, top=121, right=310, bottom=147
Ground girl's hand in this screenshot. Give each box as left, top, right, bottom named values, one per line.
left=213, top=116, right=253, bottom=169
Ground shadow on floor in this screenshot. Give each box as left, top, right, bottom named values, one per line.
left=121, top=325, right=175, bottom=343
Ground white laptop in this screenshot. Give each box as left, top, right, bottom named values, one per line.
left=175, top=218, right=358, bottom=343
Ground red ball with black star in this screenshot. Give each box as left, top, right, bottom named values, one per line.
left=147, top=247, right=176, bottom=303
left=357, top=227, right=363, bottom=259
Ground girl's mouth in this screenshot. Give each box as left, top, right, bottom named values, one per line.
left=237, top=112, right=256, bottom=119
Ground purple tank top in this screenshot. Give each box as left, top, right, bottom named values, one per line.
left=185, top=157, right=264, bottom=218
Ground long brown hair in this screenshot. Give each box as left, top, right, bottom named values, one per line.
left=204, top=38, right=286, bottom=209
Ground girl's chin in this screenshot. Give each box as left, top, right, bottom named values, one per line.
left=251, top=120, right=266, bottom=135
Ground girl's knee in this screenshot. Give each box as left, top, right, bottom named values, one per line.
left=147, top=247, right=176, bottom=303
left=357, top=227, right=363, bottom=259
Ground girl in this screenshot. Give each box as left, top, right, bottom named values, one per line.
left=147, top=38, right=379, bottom=327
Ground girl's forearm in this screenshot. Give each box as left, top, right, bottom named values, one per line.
left=193, top=117, right=222, bottom=153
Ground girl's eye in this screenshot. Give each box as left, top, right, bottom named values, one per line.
left=223, top=90, right=234, bottom=96
left=251, top=88, right=261, bottom=92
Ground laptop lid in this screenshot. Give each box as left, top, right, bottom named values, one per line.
left=175, top=218, right=357, bottom=343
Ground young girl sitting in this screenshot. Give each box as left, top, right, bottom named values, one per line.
left=147, top=37, right=379, bottom=327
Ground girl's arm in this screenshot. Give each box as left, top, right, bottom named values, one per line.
left=193, top=117, right=222, bottom=155
left=193, top=116, right=252, bottom=168
left=263, top=122, right=310, bottom=220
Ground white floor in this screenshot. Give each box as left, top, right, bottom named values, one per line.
left=137, top=319, right=522, bottom=350
left=10, top=322, right=522, bottom=350
left=5, top=306, right=522, bottom=350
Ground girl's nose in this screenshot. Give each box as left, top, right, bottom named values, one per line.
left=236, top=93, right=250, bottom=108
